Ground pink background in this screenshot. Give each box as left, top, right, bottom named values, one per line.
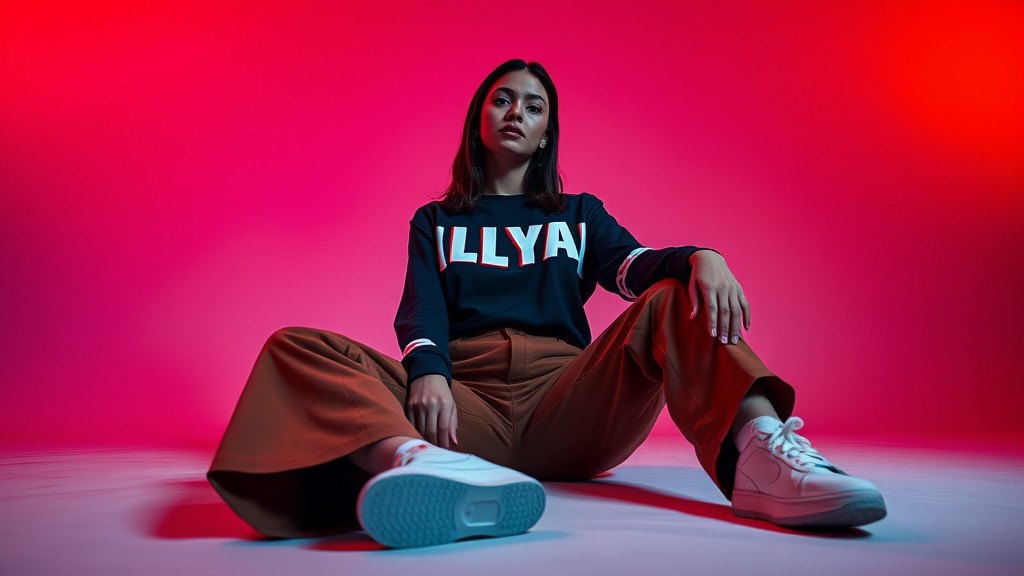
left=2, top=0, right=1022, bottom=447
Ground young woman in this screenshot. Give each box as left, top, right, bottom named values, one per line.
left=207, top=59, right=886, bottom=548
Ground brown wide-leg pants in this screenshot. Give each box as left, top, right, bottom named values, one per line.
left=208, top=279, right=794, bottom=538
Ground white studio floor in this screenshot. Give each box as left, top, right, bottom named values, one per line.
left=2, top=435, right=1022, bottom=576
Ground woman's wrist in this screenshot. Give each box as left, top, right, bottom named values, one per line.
left=688, top=248, right=722, bottom=265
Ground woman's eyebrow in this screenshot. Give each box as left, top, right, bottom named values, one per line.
left=492, top=86, right=547, bottom=104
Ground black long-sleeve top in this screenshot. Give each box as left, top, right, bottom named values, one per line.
left=394, top=192, right=706, bottom=384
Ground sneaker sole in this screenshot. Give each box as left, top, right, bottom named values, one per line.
left=357, top=473, right=546, bottom=548
left=732, top=490, right=887, bottom=528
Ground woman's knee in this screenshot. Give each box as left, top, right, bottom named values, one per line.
left=263, top=326, right=345, bottom=357
left=265, top=326, right=314, bottom=350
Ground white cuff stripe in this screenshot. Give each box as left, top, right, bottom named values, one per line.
left=403, top=338, right=437, bottom=357
left=616, top=247, right=652, bottom=301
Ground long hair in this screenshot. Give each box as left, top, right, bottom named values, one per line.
left=441, top=59, right=566, bottom=213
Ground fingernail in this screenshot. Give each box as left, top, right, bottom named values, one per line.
left=712, top=328, right=717, bottom=338
left=732, top=336, right=739, bottom=344
left=720, top=335, right=728, bottom=344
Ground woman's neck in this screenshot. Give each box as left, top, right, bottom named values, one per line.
left=483, top=154, right=529, bottom=196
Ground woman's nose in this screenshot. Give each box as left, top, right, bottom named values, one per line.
left=504, top=102, right=523, bottom=121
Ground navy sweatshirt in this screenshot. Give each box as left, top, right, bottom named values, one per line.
left=394, top=192, right=706, bottom=385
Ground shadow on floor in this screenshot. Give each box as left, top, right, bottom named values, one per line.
left=548, top=476, right=873, bottom=539
left=147, top=479, right=554, bottom=553
left=148, top=471, right=871, bottom=549
left=149, top=480, right=265, bottom=541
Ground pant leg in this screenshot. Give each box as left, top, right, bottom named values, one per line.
left=207, top=326, right=515, bottom=538
left=206, top=327, right=421, bottom=537
left=517, top=279, right=795, bottom=499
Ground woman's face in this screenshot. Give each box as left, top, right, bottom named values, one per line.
left=479, top=70, right=550, bottom=162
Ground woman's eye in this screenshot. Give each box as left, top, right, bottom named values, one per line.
left=493, top=97, right=510, bottom=106
left=527, top=105, right=543, bottom=114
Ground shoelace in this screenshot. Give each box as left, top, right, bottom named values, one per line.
left=764, top=417, right=841, bottom=472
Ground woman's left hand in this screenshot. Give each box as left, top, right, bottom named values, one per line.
left=687, top=250, right=750, bottom=345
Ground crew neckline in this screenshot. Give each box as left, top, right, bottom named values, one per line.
left=477, top=194, right=528, bottom=201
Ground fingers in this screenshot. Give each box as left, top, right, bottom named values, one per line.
left=405, top=378, right=457, bottom=448
left=728, top=292, right=742, bottom=344
left=424, top=407, right=440, bottom=447
left=410, top=403, right=447, bottom=448
left=690, top=252, right=749, bottom=345
left=430, top=407, right=457, bottom=449
left=408, top=400, right=439, bottom=446
left=447, top=405, right=458, bottom=447
left=717, top=291, right=731, bottom=345
left=739, top=291, right=751, bottom=331
left=435, top=403, right=457, bottom=449
left=702, top=285, right=748, bottom=345
left=688, top=275, right=700, bottom=320
left=705, top=288, right=720, bottom=340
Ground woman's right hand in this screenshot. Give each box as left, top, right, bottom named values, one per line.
left=405, top=374, right=458, bottom=449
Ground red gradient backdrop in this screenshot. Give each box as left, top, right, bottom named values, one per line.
left=1, top=0, right=1022, bottom=447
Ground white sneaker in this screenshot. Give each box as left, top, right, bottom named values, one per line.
left=356, top=444, right=546, bottom=548
left=732, top=417, right=887, bottom=527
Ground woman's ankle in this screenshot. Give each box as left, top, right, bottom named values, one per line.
left=349, top=435, right=420, bottom=475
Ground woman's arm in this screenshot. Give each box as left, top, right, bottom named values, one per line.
left=584, top=194, right=749, bottom=344
left=394, top=210, right=458, bottom=447
left=629, top=247, right=750, bottom=343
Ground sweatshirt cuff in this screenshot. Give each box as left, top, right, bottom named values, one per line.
left=402, top=347, right=453, bottom=386
left=666, top=247, right=718, bottom=281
